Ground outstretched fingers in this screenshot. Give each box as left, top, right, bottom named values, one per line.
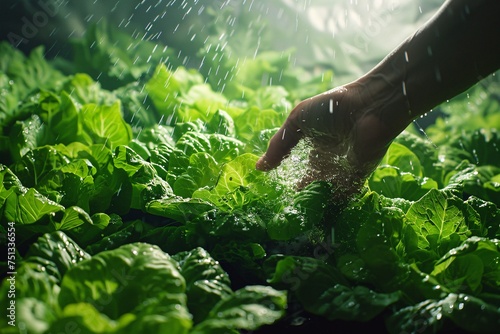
left=256, top=121, right=303, bottom=171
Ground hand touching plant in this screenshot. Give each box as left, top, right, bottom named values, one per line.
left=256, top=85, right=393, bottom=195
left=257, top=0, right=500, bottom=197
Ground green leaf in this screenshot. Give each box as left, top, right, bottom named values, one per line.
left=431, top=237, right=500, bottom=294
left=41, top=90, right=85, bottom=145
left=266, top=255, right=398, bottom=321
left=465, top=196, right=500, bottom=238
left=13, top=145, right=70, bottom=188
left=173, top=153, right=219, bottom=198
left=266, top=181, right=332, bottom=240
left=0, top=42, right=64, bottom=100
left=234, top=107, right=285, bottom=144
left=267, top=205, right=307, bottom=241
left=447, top=163, right=500, bottom=206
left=175, top=132, right=211, bottom=157
left=208, top=134, right=245, bottom=163
left=247, top=86, right=292, bottom=112
left=36, top=159, right=96, bottom=211
left=8, top=114, right=46, bottom=161
left=136, top=125, right=176, bottom=151
left=355, top=207, right=411, bottom=290
left=266, top=256, right=348, bottom=304
left=369, top=165, right=437, bottom=201
left=187, top=208, right=268, bottom=243
left=192, top=154, right=270, bottom=210
left=61, top=73, right=117, bottom=106
left=58, top=243, right=187, bottom=320
left=448, top=129, right=500, bottom=167
left=116, top=81, right=160, bottom=129
left=4, top=187, right=64, bottom=225
left=14, top=298, right=57, bottom=334
left=406, top=189, right=476, bottom=257
left=211, top=241, right=267, bottom=280
left=0, top=234, right=89, bottom=332
left=24, top=231, right=90, bottom=282
left=173, top=247, right=232, bottom=323
left=53, top=206, right=93, bottom=231
left=380, top=142, right=423, bottom=176
left=113, top=145, right=173, bottom=210
left=387, top=293, right=500, bottom=334
left=146, top=197, right=214, bottom=223
left=70, top=21, right=178, bottom=89
left=140, top=225, right=189, bottom=255
left=191, top=285, right=287, bottom=333
left=206, top=109, right=236, bottom=136
left=394, top=131, right=440, bottom=181
left=49, top=302, right=129, bottom=333
left=0, top=270, right=58, bottom=333
left=146, top=64, right=203, bottom=124
left=84, top=220, right=145, bottom=255
left=311, top=284, right=401, bottom=322
left=179, top=83, right=227, bottom=109
left=0, top=164, right=23, bottom=206
left=64, top=212, right=116, bottom=249
left=85, top=145, right=128, bottom=214
left=80, top=102, right=132, bottom=149
left=293, top=181, right=332, bottom=227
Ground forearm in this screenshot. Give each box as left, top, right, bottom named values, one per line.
left=352, top=0, right=500, bottom=140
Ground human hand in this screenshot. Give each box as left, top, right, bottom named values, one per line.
left=256, top=84, right=394, bottom=196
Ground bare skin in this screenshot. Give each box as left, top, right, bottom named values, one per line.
left=256, top=0, right=500, bottom=195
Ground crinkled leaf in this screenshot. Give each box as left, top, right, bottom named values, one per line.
left=173, top=153, right=219, bottom=198
left=191, top=285, right=287, bottom=333
left=4, top=187, right=64, bottom=225
left=311, top=284, right=401, bottom=322
left=369, top=165, right=437, bottom=201
left=8, top=114, right=46, bottom=161
left=206, top=109, right=235, bottom=136
left=431, top=237, right=500, bottom=294
left=61, top=73, right=116, bottom=106
left=265, top=254, right=399, bottom=321
left=208, top=134, right=245, bottom=163
left=24, top=231, right=90, bottom=282
left=465, top=196, right=500, bottom=238
left=192, top=154, right=270, bottom=210
left=146, top=197, right=214, bottom=223
left=406, top=189, right=477, bottom=257
left=175, top=131, right=211, bottom=157
left=173, top=247, right=232, bottom=323
left=14, top=145, right=70, bottom=188
left=146, top=64, right=203, bottom=124
left=187, top=208, right=267, bottom=242
left=355, top=207, right=412, bottom=290
left=70, top=21, right=178, bottom=89
left=80, top=102, right=132, bottom=149
left=247, top=85, right=292, bottom=112
left=387, top=293, right=500, bottom=334
left=234, top=107, right=285, bottom=143
left=58, top=243, right=186, bottom=320
left=266, top=256, right=348, bottom=304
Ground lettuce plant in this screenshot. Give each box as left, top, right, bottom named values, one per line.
left=1, top=22, right=499, bottom=334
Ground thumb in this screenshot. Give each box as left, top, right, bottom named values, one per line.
left=256, top=123, right=302, bottom=171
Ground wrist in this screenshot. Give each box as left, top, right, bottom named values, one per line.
left=348, top=52, right=416, bottom=140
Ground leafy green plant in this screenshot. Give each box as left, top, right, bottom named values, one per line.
left=1, top=19, right=499, bottom=334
